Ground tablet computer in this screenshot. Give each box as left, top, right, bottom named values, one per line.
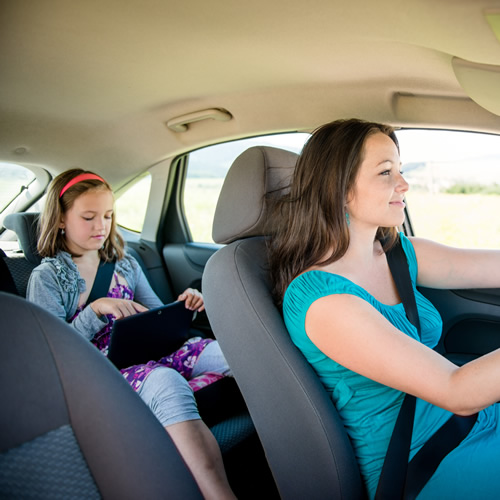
left=107, top=301, right=194, bottom=369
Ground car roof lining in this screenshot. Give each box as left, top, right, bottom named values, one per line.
left=2, top=0, right=500, bottom=183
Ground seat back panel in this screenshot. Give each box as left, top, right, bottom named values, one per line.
left=204, top=237, right=365, bottom=499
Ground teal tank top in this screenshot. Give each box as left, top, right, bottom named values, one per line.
left=283, top=233, right=453, bottom=498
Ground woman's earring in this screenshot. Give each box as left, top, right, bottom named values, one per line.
left=61, top=228, right=65, bottom=235
left=345, top=212, right=350, bottom=226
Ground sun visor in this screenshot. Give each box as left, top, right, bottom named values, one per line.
left=453, top=57, right=500, bottom=117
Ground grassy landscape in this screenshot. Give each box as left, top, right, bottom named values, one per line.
left=405, top=192, right=500, bottom=249
left=183, top=178, right=225, bottom=242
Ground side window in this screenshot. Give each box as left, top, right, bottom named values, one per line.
left=115, top=173, right=152, bottom=233
left=184, top=133, right=309, bottom=242
left=0, top=162, right=36, bottom=212
left=397, top=130, right=500, bottom=249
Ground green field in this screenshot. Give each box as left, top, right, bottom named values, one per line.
left=183, top=178, right=225, bottom=242
left=405, top=192, right=500, bottom=249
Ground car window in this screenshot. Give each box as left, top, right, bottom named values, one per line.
left=115, top=173, right=152, bottom=233
left=397, top=129, right=500, bottom=249
left=184, top=133, right=310, bottom=242
left=0, top=162, right=36, bottom=212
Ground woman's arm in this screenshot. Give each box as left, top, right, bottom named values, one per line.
left=410, top=237, right=500, bottom=289
left=306, top=293, right=500, bottom=416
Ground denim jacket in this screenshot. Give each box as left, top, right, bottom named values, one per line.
left=27, top=251, right=162, bottom=342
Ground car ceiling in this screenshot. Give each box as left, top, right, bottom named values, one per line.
left=1, top=0, right=500, bottom=186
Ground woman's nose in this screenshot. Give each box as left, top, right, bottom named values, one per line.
left=396, top=172, right=409, bottom=193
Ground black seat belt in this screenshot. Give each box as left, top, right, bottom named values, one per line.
left=375, top=238, right=419, bottom=500
left=376, top=237, right=477, bottom=500
left=86, top=260, right=116, bottom=305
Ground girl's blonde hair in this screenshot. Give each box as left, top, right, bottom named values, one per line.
left=37, top=168, right=125, bottom=261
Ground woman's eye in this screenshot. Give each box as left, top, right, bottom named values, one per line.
left=105, top=216, right=112, bottom=220
left=380, top=170, right=390, bottom=176
left=83, top=217, right=93, bottom=221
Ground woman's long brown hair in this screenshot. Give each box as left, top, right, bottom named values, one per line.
left=268, top=118, right=399, bottom=306
left=37, top=168, right=125, bottom=261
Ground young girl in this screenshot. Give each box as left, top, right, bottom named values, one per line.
left=269, top=118, right=500, bottom=498
left=27, top=169, right=235, bottom=500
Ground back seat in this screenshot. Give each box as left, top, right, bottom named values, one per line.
left=0, top=248, right=35, bottom=296
left=1, top=212, right=40, bottom=296
left=0, top=212, right=278, bottom=498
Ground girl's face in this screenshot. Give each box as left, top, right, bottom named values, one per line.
left=346, top=132, right=409, bottom=230
left=60, top=188, right=114, bottom=256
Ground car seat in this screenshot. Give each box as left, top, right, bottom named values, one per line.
left=0, top=291, right=202, bottom=499
left=1, top=210, right=278, bottom=498
left=203, top=146, right=366, bottom=499
left=3, top=212, right=41, bottom=266
left=1, top=213, right=40, bottom=296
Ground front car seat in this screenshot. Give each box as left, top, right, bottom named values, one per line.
left=203, top=146, right=366, bottom=499
left=0, top=292, right=202, bottom=499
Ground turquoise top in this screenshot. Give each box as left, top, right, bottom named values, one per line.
left=283, top=233, right=500, bottom=498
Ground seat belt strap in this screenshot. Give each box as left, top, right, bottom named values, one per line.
left=86, top=260, right=116, bottom=305
left=404, top=408, right=477, bottom=500
left=375, top=238, right=418, bottom=500
left=387, top=238, right=421, bottom=334
left=376, top=237, right=477, bottom=500
left=375, top=392, right=416, bottom=500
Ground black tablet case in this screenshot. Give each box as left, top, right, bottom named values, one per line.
left=107, top=301, right=194, bottom=369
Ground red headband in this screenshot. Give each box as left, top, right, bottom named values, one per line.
left=59, top=173, right=106, bottom=198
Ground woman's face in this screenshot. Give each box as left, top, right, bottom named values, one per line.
left=346, top=132, right=409, bottom=230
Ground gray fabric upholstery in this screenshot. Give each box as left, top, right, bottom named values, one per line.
left=3, top=212, right=41, bottom=266
left=0, top=251, right=35, bottom=296
left=0, top=292, right=202, bottom=499
left=1, top=211, right=277, bottom=497
left=212, top=146, right=297, bottom=244
left=204, top=146, right=366, bottom=499
left=0, top=425, right=100, bottom=499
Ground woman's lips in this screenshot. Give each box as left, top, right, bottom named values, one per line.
left=389, top=200, right=406, bottom=208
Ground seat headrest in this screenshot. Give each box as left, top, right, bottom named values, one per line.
left=212, top=146, right=298, bottom=244
left=3, top=212, right=41, bottom=266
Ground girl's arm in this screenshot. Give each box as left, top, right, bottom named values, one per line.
left=27, top=266, right=107, bottom=341
left=125, top=254, right=163, bottom=309
left=410, top=237, right=500, bottom=289
left=306, top=293, right=500, bottom=416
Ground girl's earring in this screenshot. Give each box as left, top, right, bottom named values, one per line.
left=345, top=212, right=350, bottom=226
left=61, top=228, right=65, bottom=235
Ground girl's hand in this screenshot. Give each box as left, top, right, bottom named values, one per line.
left=90, top=297, right=148, bottom=319
left=177, top=288, right=205, bottom=312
